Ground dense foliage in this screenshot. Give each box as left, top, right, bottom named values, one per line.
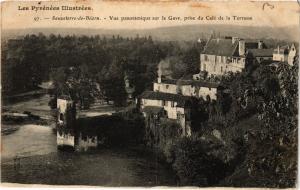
left=2, top=34, right=203, bottom=107
left=168, top=59, right=298, bottom=187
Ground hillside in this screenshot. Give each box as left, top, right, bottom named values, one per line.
left=2, top=24, right=299, bottom=42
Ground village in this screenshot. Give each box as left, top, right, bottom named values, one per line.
left=1, top=0, right=299, bottom=186
left=1, top=32, right=298, bottom=187
left=55, top=35, right=297, bottom=150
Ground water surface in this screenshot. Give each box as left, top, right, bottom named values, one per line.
left=1, top=124, right=177, bottom=186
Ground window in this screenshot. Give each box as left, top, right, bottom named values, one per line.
left=166, top=85, right=169, bottom=89
left=221, top=66, right=223, bottom=72
left=171, top=101, right=175, bottom=107
left=223, top=56, right=226, bottom=63
left=204, top=55, right=208, bottom=61
left=206, top=95, right=211, bottom=102
left=162, top=100, right=166, bottom=106
left=59, top=113, right=64, bottom=122
left=203, top=64, right=206, bottom=71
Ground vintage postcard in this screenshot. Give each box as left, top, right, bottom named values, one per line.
left=1, top=0, right=299, bottom=188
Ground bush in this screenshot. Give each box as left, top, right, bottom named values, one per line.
left=171, top=137, right=227, bottom=186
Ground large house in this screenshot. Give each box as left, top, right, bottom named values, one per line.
left=199, top=36, right=273, bottom=76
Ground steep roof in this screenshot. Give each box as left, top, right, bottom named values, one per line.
left=139, top=91, right=192, bottom=107
left=202, top=39, right=238, bottom=56
left=202, top=38, right=267, bottom=57
left=247, top=49, right=273, bottom=57
left=160, top=78, right=220, bottom=88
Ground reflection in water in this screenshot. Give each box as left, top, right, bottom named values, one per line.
left=1, top=124, right=177, bottom=186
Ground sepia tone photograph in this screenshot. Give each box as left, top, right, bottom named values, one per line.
left=1, top=0, right=299, bottom=188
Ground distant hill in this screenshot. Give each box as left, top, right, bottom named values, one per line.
left=2, top=24, right=299, bottom=42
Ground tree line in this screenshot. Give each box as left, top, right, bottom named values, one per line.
left=2, top=33, right=204, bottom=107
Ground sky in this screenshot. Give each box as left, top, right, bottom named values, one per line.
left=1, top=0, right=299, bottom=30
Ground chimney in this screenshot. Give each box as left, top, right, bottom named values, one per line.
left=157, top=63, right=162, bottom=83
left=258, top=40, right=263, bottom=49
left=239, top=39, right=245, bottom=56
left=232, top=37, right=239, bottom=44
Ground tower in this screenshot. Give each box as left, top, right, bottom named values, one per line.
left=258, top=40, right=263, bottom=49
left=239, top=39, right=245, bottom=56
left=56, top=96, right=77, bottom=150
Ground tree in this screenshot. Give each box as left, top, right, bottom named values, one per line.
left=99, top=58, right=127, bottom=106
left=172, top=137, right=227, bottom=186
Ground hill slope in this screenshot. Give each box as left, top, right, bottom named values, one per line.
left=2, top=24, right=298, bottom=42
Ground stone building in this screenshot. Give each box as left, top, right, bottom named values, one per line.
left=273, top=45, right=290, bottom=62
left=199, top=36, right=273, bottom=76
left=56, top=96, right=98, bottom=151
left=154, top=78, right=219, bottom=101
left=272, top=43, right=297, bottom=66
left=139, top=91, right=192, bottom=137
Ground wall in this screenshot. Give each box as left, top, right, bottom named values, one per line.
left=288, top=46, right=296, bottom=66
left=273, top=53, right=287, bottom=62
left=142, top=98, right=191, bottom=119
left=57, top=99, right=68, bottom=113
left=198, top=87, right=217, bottom=100
left=200, top=54, right=245, bottom=76
left=181, top=85, right=197, bottom=97
left=180, top=85, right=217, bottom=101
left=140, top=97, right=193, bottom=137
left=153, top=82, right=177, bottom=94
left=57, top=131, right=75, bottom=147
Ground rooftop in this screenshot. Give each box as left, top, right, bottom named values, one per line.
left=142, top=106, right=165, bottom=114
left=202, top=39, right=238, bottom=56
left=160, top=78, right=220, bottom=88
left=202, top=37, right=267, bottom=57
left=247, top=49, right=273, bottom=57
left=139, top=91, right=192, bottom=107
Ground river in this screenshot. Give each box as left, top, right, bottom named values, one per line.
left=1, top=94, right=178, bottom=186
